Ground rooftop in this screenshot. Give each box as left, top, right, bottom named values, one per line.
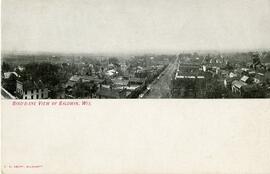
left=96, top=87, right=125, bottom=98
left=232, top=80, right=247, bottom=89
left=240, top=75, right=250, bottom=83
left=69, top=75, right=81, bottom=82
left=129, top=77, right=145, bottom=84
left=3, top=72, right=18, bottom=79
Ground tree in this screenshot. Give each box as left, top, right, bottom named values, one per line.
left=3, top=73, right=17, bottom=95
left=22, top=62, right=60, bottom=88
left=1, top=62, right=12, bottom=72
left=109, top=57, right=120, bottom=65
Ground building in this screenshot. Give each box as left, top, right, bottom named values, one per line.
left=16, top=80, right=48, bottom=99
left=172, top=62, right=206, bottom=98
left=253, top=73, right=264, bottom=84
left=111, top=78, right=129, bottom=88
left=128, top=77, right=145, bottom=86
left=231, top=80, right=247, bottom=95
left=224, top=76, right=238, bottom=89
left=65, top=75, right=104, bottom=98
left=2, top=72, right=19, bottom=95
left=105, top=69, right=118, bottom=77
left=96, top=87, right=127, bottom=99
left=240, top=75, right=252, bottom=84
left=3, top=72, right=19, bottom=79
left=66, top=75, right=81, bottom=88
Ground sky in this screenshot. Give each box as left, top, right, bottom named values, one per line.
left=2, top=0, right=270, bottom=54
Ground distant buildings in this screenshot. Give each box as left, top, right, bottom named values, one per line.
left=2, top=51, right=269, bottom=99
left=172, top=52, right=270, bottom=98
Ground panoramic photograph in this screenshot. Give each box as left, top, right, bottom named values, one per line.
left=1, top=0, right=270, bottom=99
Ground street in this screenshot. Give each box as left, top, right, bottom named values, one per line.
left=144, top=58, right=178, bottom=98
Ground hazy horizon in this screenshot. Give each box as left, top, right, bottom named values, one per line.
left=2, top=47, right=270, bottom=57
left=2, top=0, right=270, bottom=54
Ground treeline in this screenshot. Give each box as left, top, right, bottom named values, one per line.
left=19, top=63, right=61, bottom=87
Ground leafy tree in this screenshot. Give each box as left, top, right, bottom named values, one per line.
left=109, top=57, right=120, bottom=65
left=2, top=73, right=17, bottom=95
left=1, top=62, right=12, bottom=72
left=19, top=62, right=61, bottom=89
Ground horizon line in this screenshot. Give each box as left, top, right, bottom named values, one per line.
left=2, top=48, right=270, bottom=56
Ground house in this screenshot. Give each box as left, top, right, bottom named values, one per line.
left=248, top=71, right=256, bottom=77
left=105, top=69, right=118, bottom=77
left=2, top=72, right=19, bottom=95
left=66, top=75, right=81, bottom=88
left=229, top=72, right=237, bottom=78
left=16, top=80, right=48, bottom=99
left=224, top=77, right=237, bottom=88
left=111, top=78, right=129, bottom=87
left=3, top=72, right=19, bottom=79
left=253, top=73, right=265, bottom=84
left=240, top=75, right=252, bottom=84
left=231, top=80, right=247, bottom=95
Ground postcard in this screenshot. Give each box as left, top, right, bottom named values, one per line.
left=1, top=0, right=270, bottom=173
